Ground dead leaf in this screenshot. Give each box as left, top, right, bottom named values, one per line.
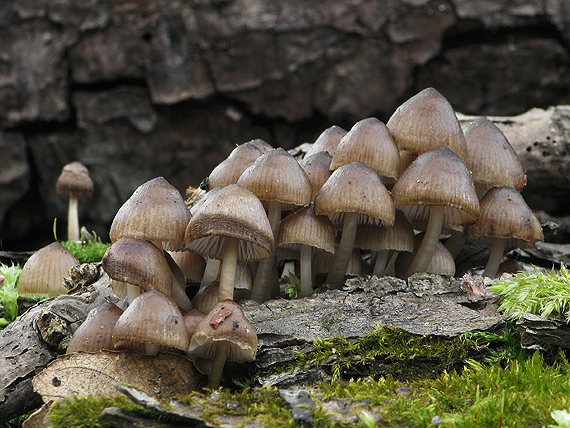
left=33, top=350, right=206, bottom=402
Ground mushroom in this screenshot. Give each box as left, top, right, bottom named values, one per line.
left=354, top=210, right=415, bottom=277
left=66, top=302, right=123, bottom=354
left=112, top=289, right=189, bottom=356
left=207, top=142, right=263, bottom=189
left=278, top=203, right=336, bottom=297
left=237, top=147, right=312, bottom=301
left=463, top=116, right=526, bottom=198
left=185, top=184, right=273, bottom=302
left=330, top=117, right=400, bottom=184
left=192, top=281, right=220, bottom=314
left=187, top=299, right=257, bottom=389
left=17, top=242, right=79, bottom=297
left=386, top=87, right=468, bottom=172
left=391, top=147, right=479, bottom=278
left=395, top=233, right=456, bottom=278
left=56, top=161, right=94, bottom=241
left=465, top=185, right=543, bottom=277
left=109, top=176, right=191, bottom=251
left=314, top=161, right=395, bottom=286
left=304, top=125, right=347, bottom=159
left=102, top=236, right=172, bottom=303
left=299, top=151, right=333, bottom=202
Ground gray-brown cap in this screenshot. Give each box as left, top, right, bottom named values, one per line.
left=112, top=289, right=190, bottom=355
left=17, top=242, right=79, bottom=297
left=208, top=142, right=262, bottom=189
left=109, top=177, right=191, bottom=251
left=304, top=125, right=347, bottom=158
left=387, top=88, right=468, bottom=163
left=66, top=302, right=123, bottom=354
left=330, top=117, right=400, bottom=183
left=56, top=161, right=94, bottom=198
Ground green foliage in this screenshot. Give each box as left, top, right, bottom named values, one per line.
left=282, top=271, right=301, bottom=299
left=60, top=231, right=109, bottom=264
left=0, top=264, right=22, bottom=328
left=48, top=395, right=146, bottom=428
left=318, top=352, right=570, bottom=428
left=489, top=264, right=570, bottom=321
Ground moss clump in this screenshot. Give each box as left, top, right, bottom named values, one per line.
left=254, top=324, right=521, bottom=384
left=489, top=264, right=570, bottom=321
left=60, top=234, right=109, bottom=264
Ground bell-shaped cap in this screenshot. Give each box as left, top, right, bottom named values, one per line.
left=112, top=289, right=189, bottom=354
left=208, top=142, right=262, bottom=189
left=56, top=161, right=94, bottom=198
left=17, top=242, right=79, bottom=297
left=330, top=117, right=400, bottom=183
left=387, top=87, right=468, bottom=161
left=392, top=147, right=479, bottom=229
left=184, top=184, right=273, bottom=262
left=66, top=302, right=123, bottom=354
left=314, top=161, right=395, bottom=227
left=109, top=177, right=191, bottom=250
left=187, top=299, right=257, bottom=363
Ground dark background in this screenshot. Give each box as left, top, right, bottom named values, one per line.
left=1, top=0, right=570, bottom=251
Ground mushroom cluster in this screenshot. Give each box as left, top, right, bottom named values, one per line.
left=68, top=87, right=543, bottom=389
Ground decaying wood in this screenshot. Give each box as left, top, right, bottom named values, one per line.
left=0, top=270, right=116, bottom=424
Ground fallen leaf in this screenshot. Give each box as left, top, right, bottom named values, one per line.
left=33, top=350, right=205, bottom=402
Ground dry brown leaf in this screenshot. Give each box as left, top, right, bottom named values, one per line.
left=32, top=350, right=206, bottom=402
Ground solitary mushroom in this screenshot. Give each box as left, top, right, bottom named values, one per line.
left=56, top=161, right=94, bottom=241
left=187, top=299, right=257, bottom=388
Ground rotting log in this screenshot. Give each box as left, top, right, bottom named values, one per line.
left=0, top=266, right=116, bottom=424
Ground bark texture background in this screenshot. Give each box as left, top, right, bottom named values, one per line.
left=2, top=0, right=570, bottom=249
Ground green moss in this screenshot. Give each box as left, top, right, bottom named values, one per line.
left=489, top=264, right=570, bottom=321
left=60, top=233, right=109, bottom=264
left=0, top=263, right=22, bottom=328
left=253, top=324, right=522, bottom=384
left=47, top=395, right=157, bottom=428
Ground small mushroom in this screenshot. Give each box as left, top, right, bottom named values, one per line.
left=112, top=289, right=189, bottom=356
left=56, top=161, right=94, bottom=241
left=187, top=299, right=257, bottom=388
left=66, top=302, right=123, bottom=354
left=18, top=242, right=79, bottom=297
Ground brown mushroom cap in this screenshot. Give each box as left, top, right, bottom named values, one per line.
left=299, top=151, right=333, bottom=202
left=278, top=204, right=336, bottom=254
left=392, top=146, right=480, bottom=229
left=109, top=177, right=191, bottom=251
left=354, top=210, right=415, bottom=253
left=387, top=87, right=468, bottom=162
left=102, top=236, right=173, bottom=298
left=314, top=161, right=395, bottom=226
left=112, top=289, right=189, bottom=355
left=466, top=186, right=543, bottom=246
left=463, top=116, right=526, bottom=195
left=17, top=242, right=79, bottom=297
left=188, top=299, right=257, bottom=361
left=56, top=161, right=94, bottom=198
left=168, top=250, right=206, bottom=284
left=237, top=147, right=312, bottom=207
left=185, top=184, right=273, bottom=262
left=304, top=125, right=347, bottom=158
left=66, top=302, right=124, bottom=354
left=330, top=117, right=400, bottom=183
left=208, top=142, right=263, bottom=189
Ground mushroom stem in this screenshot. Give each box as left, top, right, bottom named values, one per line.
left=250, top=200, right=282, bottom=302
left=126, top=284, right=141, bottom=303
left=298, top=244, right=313, bottom=298
left=372, top=249, right=391, bottom=277
left=201, top=258, right=221, bottom=288
left=406, top=205, right=445, bottom=277
left=218, top=237, right=239, bottom=301
left=483, top=237, right=507, bottom=277
left=67, top=195, right=80, bottom=241
left=326, top=211, right=359, bottom=286
left=208, top=342, right=229, bottom=389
